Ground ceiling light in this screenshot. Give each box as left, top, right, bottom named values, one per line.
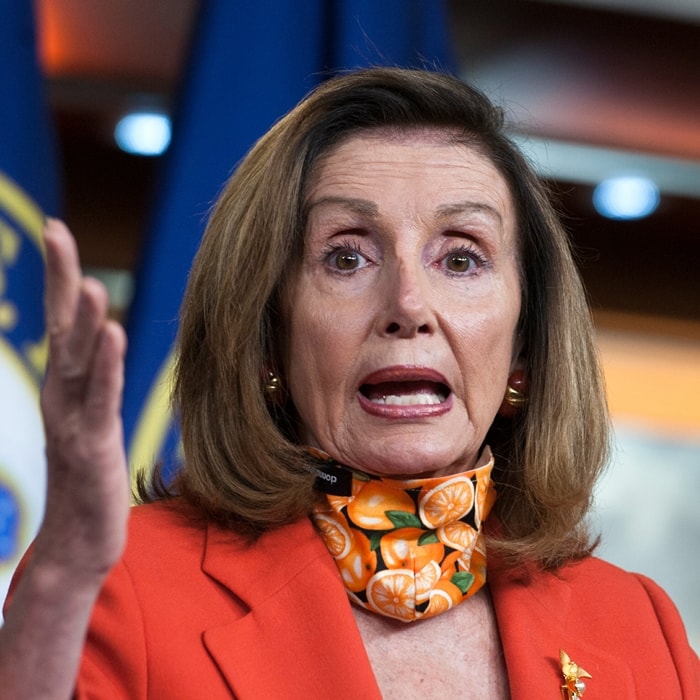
left=114, top=111, right=172, bottom=156
left=593, top=176, right=660, bottom=220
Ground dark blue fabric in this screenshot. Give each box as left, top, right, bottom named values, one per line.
left=0, top=0, right=61, bottom=215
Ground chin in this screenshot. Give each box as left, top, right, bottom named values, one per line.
left=353, top=444, right=472, bottom=479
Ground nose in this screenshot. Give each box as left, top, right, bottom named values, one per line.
left=379, top=260, right=436, bottom=338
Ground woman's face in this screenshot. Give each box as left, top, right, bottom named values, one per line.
left=285, top=129, right=522, bottom=477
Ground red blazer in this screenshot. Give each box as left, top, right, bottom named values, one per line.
left=35, top=502, right=700, bottom=697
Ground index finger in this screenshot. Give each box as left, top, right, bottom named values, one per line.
left=43, top=218, right=83, bottom=337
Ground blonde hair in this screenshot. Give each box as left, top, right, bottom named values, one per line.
left=153, top=67, right=609, bottom=567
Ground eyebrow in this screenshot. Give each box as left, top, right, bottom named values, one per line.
left=436, top=201, right=503, bottom=225
left=306, top=196, right=503, bottom=225
left=305, top=196, right=380, bottom=218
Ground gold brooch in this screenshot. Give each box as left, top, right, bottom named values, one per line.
left=560, top=649, right=592, bottom=699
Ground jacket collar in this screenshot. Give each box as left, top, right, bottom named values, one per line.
left=200, top=517, right=382, bottom=699
left=489, top=560, right=635, bottom=698
left=198, top=516, right=635, bottom=698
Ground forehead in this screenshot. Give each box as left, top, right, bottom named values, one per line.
left=304, top=127, right=514, bottom=220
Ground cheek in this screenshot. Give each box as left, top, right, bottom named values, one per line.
left=286, top=275, right=373, bottom=382
left=286, top=308, right=360, bottom=445
left=486, top=272, right=522, bottom=365
left=286, top=303, right=353, bottom=407
left=449, top=297, right=521, bottom=387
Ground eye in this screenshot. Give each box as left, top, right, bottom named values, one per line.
left=334, top=249, right=364, bottom=271
left=323, top=240, right=371, bottom=273
left=441, top=245, right=486, bottom=274
left=445, top=251, right=475, bottom=273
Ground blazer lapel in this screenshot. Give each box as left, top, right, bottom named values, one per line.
left=490, top=562, right=635, bottom=698
left=197, top=516, right=639, bottom=698
left=201, top=518, right=382, bottom=699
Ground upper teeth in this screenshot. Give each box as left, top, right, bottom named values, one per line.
left=371, top=393, right=445, bottom=406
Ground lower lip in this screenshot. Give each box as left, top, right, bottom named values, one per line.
left=357, top=392, right=453, bottom=418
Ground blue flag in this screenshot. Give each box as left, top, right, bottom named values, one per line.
left=123, top=0, right=455, bottom=479
left=0, top=0, right=61, bottom=610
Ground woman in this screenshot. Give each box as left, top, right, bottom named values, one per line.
left=2, top=68, right=698, bottom=698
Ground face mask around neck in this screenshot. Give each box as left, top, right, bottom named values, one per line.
left=310, top=448, right=496, bottom=622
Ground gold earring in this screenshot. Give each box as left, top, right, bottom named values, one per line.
left=498, top=370, right=528, bottom=417
left=504, top=384, right=527, bottom=408
left=264, top=371, right=281, bottom=395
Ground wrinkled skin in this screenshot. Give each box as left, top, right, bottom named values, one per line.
left=37, top=219, right=129, bottom=576
left=286, top=130, right=522, bottom=478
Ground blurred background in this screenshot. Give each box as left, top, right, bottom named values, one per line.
left=1, top=0, right=698, bottom=647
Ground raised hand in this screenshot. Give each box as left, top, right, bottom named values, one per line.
left=0, top=219, right=130, bottom=699
left=36, top=218, right=130, bottom=576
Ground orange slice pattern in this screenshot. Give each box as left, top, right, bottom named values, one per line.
left=418, top=476, right=474, bottom=528
left=437, top=519, right=478, bottom=551
left=415, top=560, right=441, bottom=603
left=346, top=480, right=415, bottom=530
left=380, top=527, right=445, bottom=571
left=311, top=449, right=496, bottom=621
left=425, top=579, right=463, bottom=616
left=313, top=512, right=351, bottom=559
left=366, top=569, right=416, bottom=622
left=336, top=530, right=377, bottom=592
left=474, top=472, right=497, bottom=526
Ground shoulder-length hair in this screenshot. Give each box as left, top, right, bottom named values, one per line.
left=155, top=67, right=609, bottom=568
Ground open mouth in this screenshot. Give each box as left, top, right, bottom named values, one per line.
left=360, top=380, right=450, bottom=406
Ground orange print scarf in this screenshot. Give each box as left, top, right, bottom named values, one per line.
left=310, top=448, right=496, bottom=622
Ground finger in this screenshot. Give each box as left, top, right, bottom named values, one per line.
left=83, top=320, right=127, bottom=434
left=55, top=278, right=110, bottom=399
left=44, top=218, right=82, bottom=338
